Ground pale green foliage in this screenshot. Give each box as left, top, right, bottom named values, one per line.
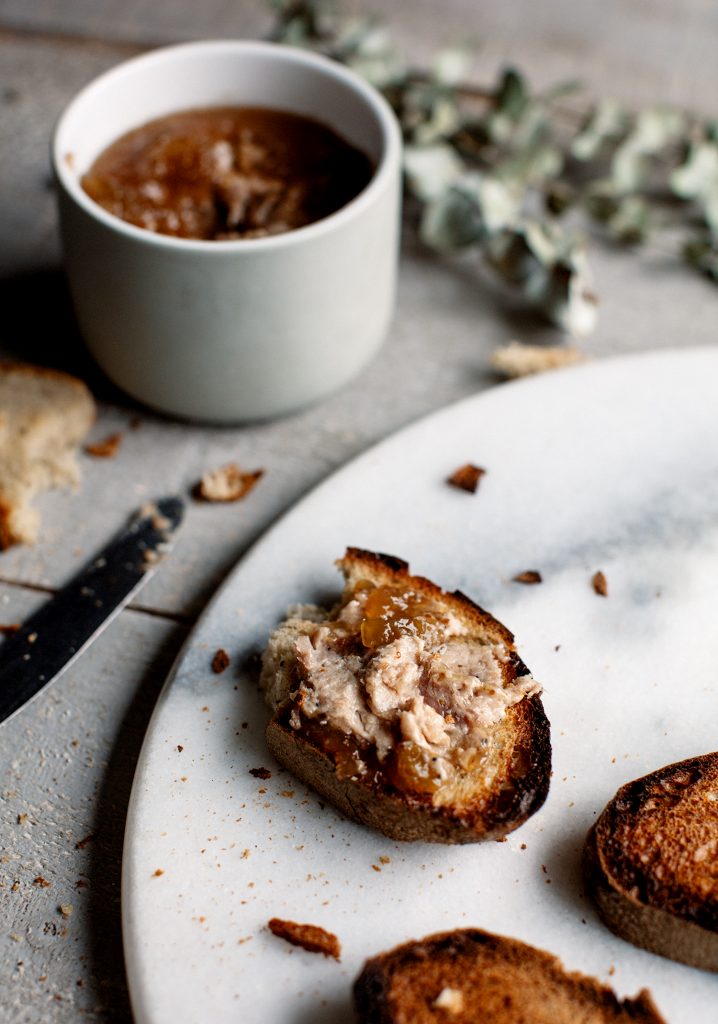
left=269, top=0, right=718, bottom=335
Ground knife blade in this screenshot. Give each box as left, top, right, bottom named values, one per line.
left=0, top=496, right=184, bottom=726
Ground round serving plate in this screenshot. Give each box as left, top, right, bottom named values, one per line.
left=123, top=347, right=718, bottom=1024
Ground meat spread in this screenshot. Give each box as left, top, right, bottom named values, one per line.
left=81, top=106, right=374, bottom=240
left=262, top=580, right=541, bottom=799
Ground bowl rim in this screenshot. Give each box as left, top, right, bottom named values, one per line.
left=52, top=38, right=402, bottom=253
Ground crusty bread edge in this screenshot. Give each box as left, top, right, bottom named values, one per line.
left=267, top=693, right=550, bottom=844
left=353, top=928, right=667, bottom=1024
left=584, top=822, right=718, bottom=973
left=340, top=547, right=516, bottom=649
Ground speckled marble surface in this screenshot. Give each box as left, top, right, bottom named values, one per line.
left=125, top=350, right=718, bottom=1024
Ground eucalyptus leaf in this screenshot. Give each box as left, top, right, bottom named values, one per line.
left=670, top=142, right=718, bottom=200
left=607, top=196, right=652, bottom=243
left=494, top=142, right=564, bottom=186
left=413, top=94, right=462, bottom=145
left=432, top=46, right=472, bottom=86
left=496, top=67, right=529, bottom=119
left=420, top=186, right=485, bottom=250
left=611, top=107, right=686, bottom=193
left=403, top=143, right=465, bottom=201
left=571, top=99, right=627, bottom=161
left=421, top=173, right=521, bottom=250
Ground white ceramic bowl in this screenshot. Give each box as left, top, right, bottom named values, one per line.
left=52, top=40, right=402, bottom=423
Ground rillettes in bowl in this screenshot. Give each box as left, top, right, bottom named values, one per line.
left=52, top=40, right=402, bottom=423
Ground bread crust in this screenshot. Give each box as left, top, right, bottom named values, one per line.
left=584, top=752, right=718, bottom=971
left=353, top=928, right=666, bottom=1023
left=263, top=549, right=551, bottom=843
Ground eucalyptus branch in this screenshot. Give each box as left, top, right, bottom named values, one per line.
left=269, top=0, right=718, bottom=337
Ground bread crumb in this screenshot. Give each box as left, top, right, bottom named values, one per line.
left=249, top=767, right=272, bottom=780
left=59, top=904, right=73, bottom=918
left=195, top=463, right=264, bottom=503
left=152, top=868, right=164, bottom=877
left=75, top=833, right=94, bottom=850
left=379, top=855, right=391, bottom=865
left=268, top=918, right=341, bottom=960
left=85, top=432, right=122, bottom=458
left=432, top=986, right=464, bottom=1013
left=177, top=744, right=184, bottom=752
left=32, top=876, right=51, bottom=888
left=211, top=648, right=230, bottom=674
left=592, top=570, right=608, bottom=596
left=0, top=623, right=20, bottom=635
left=0, top=363, right=95, bottom=548
left=513, top=570, right=542, bottom=585
left=447, top=463, right=486, bottom=494
left=16, top=813, right=26, bottom=825
left=491, top=340, right=585, bottom=378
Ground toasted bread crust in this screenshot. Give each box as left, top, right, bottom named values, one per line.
left=267, top=692, right=549, bottom=843
left=353, top=928, right=666, bottom=1023
left=263, top=549, right=551, bottom=843
left=341, top=547, right=516, bottom=648
left=585, top=752, right=718, bottom=971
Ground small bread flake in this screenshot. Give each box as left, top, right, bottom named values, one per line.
left=432, top=987, right=465, bottom=1013
left=195, top=463, right=264, bottom=503
left=32, top=876, right=51, bottom=888
left=268, top=918, right=341, bottom=960
left=211, top=648, right=230, bottom=674
left=85, top=432, right=123, bottom=458
left=513, top=570, right=542, bottom=585
left=249, top=767, right=272, bottom=780
left=592, top=570, right=608, bottom=596
left=152, top=868, right=164, bottom=877
left=490, top=340, right=585, bottom=379
left=0, top=623, right=20, bottom=635
left=448, top=463, right=486, bottom=494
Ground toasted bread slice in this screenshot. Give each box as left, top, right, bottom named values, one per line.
left=0, top=362, right=95, bottom=548
left=584, top=752, right=718, bottom=971
left=353, top=928, right=666, bottom=1023
left=260, top=548, right=551, bottom=843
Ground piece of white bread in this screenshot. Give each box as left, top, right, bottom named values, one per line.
left=353, top=928, right=666, bottom=1023
left=260, top=549, right=551, bottom=843
left=584, top=752, right=718, bottom=972
left=0, top=362, right=95, bottom=549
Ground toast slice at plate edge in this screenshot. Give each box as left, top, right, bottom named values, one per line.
left=584, top=751, right=718, bottom=972
left=353, top=927, right=667, bottom=1023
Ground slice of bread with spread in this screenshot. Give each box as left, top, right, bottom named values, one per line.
left=0, top=362, right=95, bottom=549
left=584, top=752, right=718, bottom=972
left=260, top=548, right=551, bottom=843
left=353, top=928, right=666, bottom=1023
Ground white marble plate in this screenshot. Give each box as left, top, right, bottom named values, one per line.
left=123, top=348, right=718, bottom=1024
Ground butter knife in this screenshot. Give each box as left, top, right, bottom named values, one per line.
left=0, top=496, right=184, bottom=725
